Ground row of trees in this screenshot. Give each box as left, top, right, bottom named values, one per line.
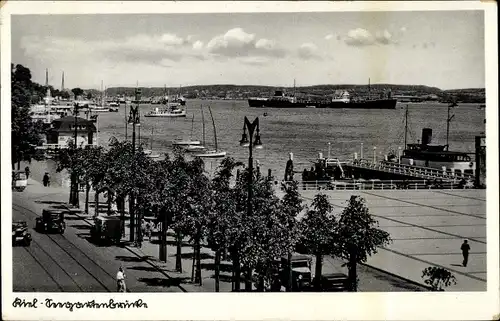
left=55, top=138, right=391, bottom=292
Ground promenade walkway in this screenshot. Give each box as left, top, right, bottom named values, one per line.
left=282, top=189, right=487, bottom=291
left=14, top=177, right=426, bottom=292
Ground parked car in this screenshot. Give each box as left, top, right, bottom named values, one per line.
left=12, top=221, right=32, bottom=246
left=279, top=254, right=313, bottom=291
left=12, top=171, right=27, bottom=192
left=36, top=209, right=66, bottom=234
left=313, top=273, right=349, bottom=292
left=90, top=215, right=121, bottom=245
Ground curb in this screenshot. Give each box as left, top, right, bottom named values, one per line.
left=62, top=204, right=196, bottom=293
left=62, top=203, right=433, bottom=293
left=360, top=262, right=433, bottom=291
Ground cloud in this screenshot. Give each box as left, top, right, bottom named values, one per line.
left=344, top=28, right=397, bottom=46
left=297, top=43, right=322, bottom=60
left=400, top=26, right=407, bottom=32
left=240, top=56, right=270, bottom=66
left=192, top=40, right=204, bottom=50
left=325, top=34, right=334, bottom=40
left=206, top=27, right=286, bottom=58
left=21, top=33, right=207, bottom=67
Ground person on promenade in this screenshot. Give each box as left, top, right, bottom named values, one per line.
left=116, top=266, right=126, bottom=292
left=145, top=220, right=152, bottom=242
left=461, top=240, right=470, bottom=267
left=43, top=172, right=50, bottom=187
left=25, top=166, right=30, bottom=179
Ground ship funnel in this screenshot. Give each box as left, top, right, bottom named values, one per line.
left=422, top=128, right=432, bottom=146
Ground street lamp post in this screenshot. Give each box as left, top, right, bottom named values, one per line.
left=128, top=88, right=141, bottom=244
left=239, top=116, right=263, bottom=291
left=71, top=103, right=80, bottom=208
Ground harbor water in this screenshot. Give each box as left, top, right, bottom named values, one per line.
left=92, top=100, right=485, bottom=181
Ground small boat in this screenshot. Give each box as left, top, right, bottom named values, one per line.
left=144, top=127, right=160, bottom=159
left=144, top=104, right=187, bottom=118
left=173, top=140, right=201, bottom=146
left=174, top=115, right=202, bottom=146
left=185, top=144, right=206, bottom=152
left=194, top=105, right=226, bottom=158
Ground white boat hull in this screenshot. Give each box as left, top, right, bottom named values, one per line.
left=185, top=145, right=206, bottom=152
left=173, top=140, right=201, bottom=146
left=194, top=150, right=227, bottom=158
left=144, top=112, right=186, bottom=118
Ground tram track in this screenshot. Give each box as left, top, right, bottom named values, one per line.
left=13, top=203, right=113, bottom=292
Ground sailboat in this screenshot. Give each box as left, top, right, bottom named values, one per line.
left=184, top=105, right=206, bottom=152
left=89, top=82, right=118, bottom=112
left=144, top=126, right=160, bottom=159
left=194, top=105, right=226, bottom=158
left=173, top=113, right=202, bottom=146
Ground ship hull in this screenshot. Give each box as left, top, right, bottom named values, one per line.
left=248, top=99, right=307, bottom=108
left=330, top=99, right=397, bottom=109
left=249, top=98, right=397, bottom=109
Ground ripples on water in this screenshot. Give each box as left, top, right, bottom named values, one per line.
left=95, top=100, right=485, bottom=180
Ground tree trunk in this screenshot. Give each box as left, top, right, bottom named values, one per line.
left=95, top=192, right=99, bottom=217
left=287, top=251, right=293, bottom=292
left=315, top=254, right=323, bottom=291
left=159, top=218, right=167, bottom=262
left=17, top=161, right=21, bottom=170
left=245, top=267, right=253, bottom=291
left=175, top=230, right=183, bottom=273
left=84, top=181, right=90, bottom=214
left=348, top=246, right=358, bottom=292
left=233, top=249, right=241, bottom=291
left=195, top=235, right=202, bottom=285
left=214, top=248, right=221, bottom=292
left=191, top=243, right=196, bottom=282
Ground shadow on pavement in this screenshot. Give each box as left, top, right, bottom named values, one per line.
left=70, top=224, right=92, bottom=230
left=127, top=265, right=179, bottom=273
left=35, top=200, right=67, bottom=205
left=115, top=255, right=156, bottom=263
left=137, top=277, right=190, bottom=288
left=200, top=262, right=232, bottom=273
left=170, top=252, right=214, bottom=260
left=64, top=216, right=86, bottom=221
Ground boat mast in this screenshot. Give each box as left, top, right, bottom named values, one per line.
left=150, top=126, right=154, bottom=150
left=101, top=80, right=104, bottom=106
left=208, top=105, right=218, bottom=151
left=200, top=105, right=206, bottom=146
left=404, top=104, right=409, bottom=148
left=189, top=113, right=195, bottom=141
left=293, top=79, right=296, bottom=97
left=446, top=102, right=456, bottom=151
left=368, top=78, right=371, bottom=100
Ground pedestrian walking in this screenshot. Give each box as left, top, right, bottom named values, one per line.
left=145, top=220, right=152, bottom=242
left=461, top=240, right=470, bottom=267
left=116, top=266, right=127, bottom=292
left=24, top=166, right=30, bottom=179
left=43, top=172, right=50, bottom=187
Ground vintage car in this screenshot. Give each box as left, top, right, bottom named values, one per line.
left=12, top=171, right=28, bottom=192
left=36, top=209, right=66, bottom=234
left=279, top=254, right=313, bottom=291
left=313, top=273, right=349, bottom=292
left=12, top=221, right=32, bottom=246
left=90, top=215, right=122, bottom=245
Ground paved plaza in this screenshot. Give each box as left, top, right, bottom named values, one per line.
left=293, top=189, right=487, bottom=291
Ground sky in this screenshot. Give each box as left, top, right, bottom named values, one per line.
left=11, top=10, right=485, bottom=90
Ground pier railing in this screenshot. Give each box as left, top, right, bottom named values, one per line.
left=288, top=179, right=473, bottom=191
left=346, top=160, right=475, bottom=181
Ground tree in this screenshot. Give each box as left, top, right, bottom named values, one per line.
left=299, top=193, right=337, bottom=290
left=11, top=64, right=45, bottom=169
left=421, top=266, right=457, bottom=291
left=61, top=91, right=71, bottom=100
left=337, top=195, right=391, bottom=291
left=280, top=180, right=303, bottom=291
left=87, top=92, right=93, bottom=100
left=208, top=157, right=243, bottom=291
left=72, top=87, right=84, bottom=98
left=78, top=146, right=106, bottom=214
